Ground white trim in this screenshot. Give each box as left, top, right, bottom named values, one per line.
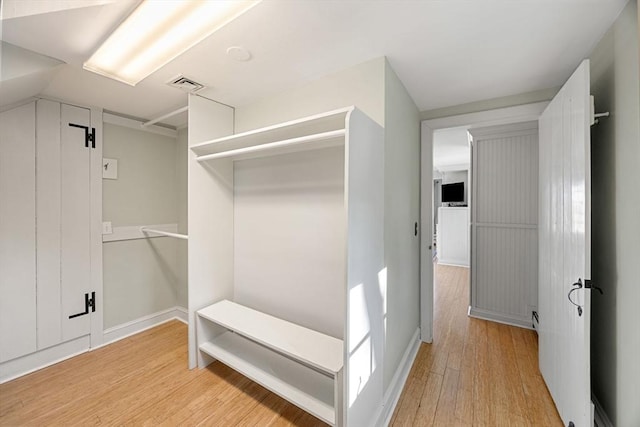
left=592, top=394, right=613, bottom=427
left=175, top=306, right=188, bottom=323
left=468, top=120, right=538, bottom=140
left=100, top=306, right=188, bottom=348
left=0, top=336, right=90, bottom=384
left=437, top=260, right=470, bottom=268
left=421, top=102, right=548, bottom=350
left=0, top=96, right=39, bottom=113
left=468, top=307, right=534, bottom=330
left=103, top=223, right=178, bottom=242
left=103, top=112, right=177, bottom=138
left=377, top=328, right=421, bottom=427
left=420, top=122, right=435, bottom=343
left=424, top=102, right=548, bottom=130
left=1, top=307, right=187, bottom=383
left=90, top=106, right=104, bottom=348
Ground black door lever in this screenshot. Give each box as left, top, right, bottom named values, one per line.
left=584, top=279, right=603, bottom=294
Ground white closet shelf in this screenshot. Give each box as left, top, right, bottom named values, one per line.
left=190, top=107, right=353, bottom=160
left=197, top=300, right=343, bottom=425
left=200, top=334, right=335, bottom=425
left=198, top=300, right=343, bottom=374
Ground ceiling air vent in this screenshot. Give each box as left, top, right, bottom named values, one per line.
left=166, top=75, right=205, bottom=93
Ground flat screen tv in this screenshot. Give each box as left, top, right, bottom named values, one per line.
left=441, top=182, right=464, bottom=203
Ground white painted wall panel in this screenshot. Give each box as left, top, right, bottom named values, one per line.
left=470, top=122, right=538, bottom=328
left=234, top=147, right=346, bottom=339
left=382, top=60, right=421, bottom=394
left=0, top=102, right=37, bottom=362
left=474, top=226, right=537, bottom=319
left=36, top=99, right=62, bottom=349
left=475, top=133, right=538, bottom=226
left=344, top=108, right=385, bottom=427
left=437, top=207, right=469, bottom=267
left=188, top=94, right=235, bottom=369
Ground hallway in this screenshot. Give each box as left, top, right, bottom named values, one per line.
left=390, top=264, right=563, bottom=426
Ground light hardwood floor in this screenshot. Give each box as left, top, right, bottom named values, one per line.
left=1, top=264, right=562, bottom=426
left=390, top=264, right=562, bottom=426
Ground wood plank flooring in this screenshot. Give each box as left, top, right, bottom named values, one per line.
left=1, top=264, right=562, bottom=426
left=0, top=321, right=325, bottom=426
left=390, top=264, right=562, bottom=426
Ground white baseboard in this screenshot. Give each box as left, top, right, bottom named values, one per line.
left=1, top=307, right=188, bottom=384
left=377, top=328, right=421, bottom=427
left=0, top=335, right=90, bottom=384
left=468, top=306, right=534, bottom=330
left=100, top=306, right=188, bottom=348
left=437, top=260, right=469, bottom=268
left=592, top=394, right=613, bottom=427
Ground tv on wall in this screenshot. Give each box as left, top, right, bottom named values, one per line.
left=441, top=182, right=464, bottom=203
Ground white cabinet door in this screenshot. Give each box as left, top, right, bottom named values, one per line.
left=0, top=101, right=95, bottom=366
left=538, top=60, right=592, bottom=427
left=60, top=103, right=93, bottom=342
left=0, top=102, right=37, bottom=363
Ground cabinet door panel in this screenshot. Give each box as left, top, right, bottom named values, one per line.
left=36, top=99, right=63, bottom=349
left=0, top=103, right=37, bottom=362
left=60, top=104, right=92, bottom=342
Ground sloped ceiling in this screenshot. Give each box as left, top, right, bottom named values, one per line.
left=0, top=41, right=64, bottom=107
left=0, top=0, right=629, bottom=127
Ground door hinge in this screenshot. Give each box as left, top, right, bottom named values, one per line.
left=68, top=123, right=96, bottom=148
left=69, top=292, right=96, bottom=319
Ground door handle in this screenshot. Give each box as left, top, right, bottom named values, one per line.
left=568, top=281, right=583, bottom=316
left=568, top=278, right=603, bottom=317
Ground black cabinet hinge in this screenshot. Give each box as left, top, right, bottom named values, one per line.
left=68, top=123, right=96, bottom=148
left=69, top=292, right=96, bottom=319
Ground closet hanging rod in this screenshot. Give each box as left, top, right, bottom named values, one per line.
left=195, top=129, right=346, bottom=162
left=140, top=227, right=188, bottom=240
left=142, top=106, right=188, bottom=128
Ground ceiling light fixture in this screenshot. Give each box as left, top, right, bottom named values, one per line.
left=84, top=0, right=261, bottom=86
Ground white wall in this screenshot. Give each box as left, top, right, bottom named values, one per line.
left=233, top=147, right=346, bottom=339
left=103, top=123, right=186, bottom=328
left=234, top=57, right=385, bottom=131
left=589, top=1, right=640, bottom=425
left=233, top=56, right=422, bottom=403
left=382, top=60, right=421, bottom=389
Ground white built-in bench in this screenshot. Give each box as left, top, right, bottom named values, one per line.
left=197, top=300, right=344, bottom=425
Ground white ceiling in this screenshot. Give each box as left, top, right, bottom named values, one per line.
left=0, top=0, right=629, bottom=127
left=433, top=127, right=471, bottom=171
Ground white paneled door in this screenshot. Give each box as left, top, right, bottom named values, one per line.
left=538, top=60, right=592, bottom=426
left=0, top=100, right=95, bottom=368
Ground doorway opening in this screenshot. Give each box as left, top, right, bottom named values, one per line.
left=419, top=102, right=547, bottom=343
